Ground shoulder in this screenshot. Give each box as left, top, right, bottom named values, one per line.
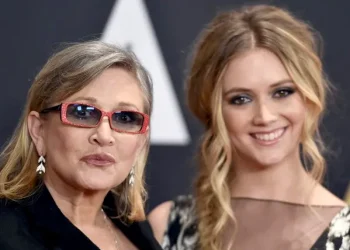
left=148, top=195, right=196, bottom=230
left=148, top=200, right=174, bottom=223
left=312, top=184, right=347, bottom=207
left=148, top=195, right=198, bottom=246
left=325, top=206, right=350, bottom=249
left=148, top=200, right=174, bottom=243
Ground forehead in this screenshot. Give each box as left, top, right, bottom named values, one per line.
left=222, top=48, right=291, bottom=91
left=66, top=67, right=145, bottom=111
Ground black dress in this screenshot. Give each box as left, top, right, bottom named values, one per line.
left=0, top=185, right=162, bottom=250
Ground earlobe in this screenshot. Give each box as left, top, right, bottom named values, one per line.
left=27, top=111, right=46, bottom=155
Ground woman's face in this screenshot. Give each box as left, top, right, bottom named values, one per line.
left=30, top=67, right=148, bottom=192
left=221, top=48, right=307, bottom=169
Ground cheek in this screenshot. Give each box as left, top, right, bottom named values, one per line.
left=114, top=134, right=142, bottom=162
left=222, top=107, right=251, bottom=136
left=283, top=99, right=307, bottom=127
left=44, top=125, right=85, bottom=164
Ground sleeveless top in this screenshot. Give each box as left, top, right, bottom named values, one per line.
left=161, top=195, right=350, bottom=250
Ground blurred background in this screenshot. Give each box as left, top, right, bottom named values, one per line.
left=0, top=0, right=349, bottom=211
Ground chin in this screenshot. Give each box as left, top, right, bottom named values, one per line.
left=79, top=183, right=113, bottom=192
left=75, top=169, right=126, bottom=190
left=77, top=177, right=119, bottom=192
left=248, top=153, right=287, bottom=168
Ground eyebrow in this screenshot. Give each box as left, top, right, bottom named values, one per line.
left=72, top=96, right=98, bottom=103
left=223, top=79, right=294, bottom=97
left=71, top=97, right=140, bottom=111
left=116, top=102, right=140, bottom=111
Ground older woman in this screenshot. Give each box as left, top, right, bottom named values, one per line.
left=0, top=41, right=161, bottom=250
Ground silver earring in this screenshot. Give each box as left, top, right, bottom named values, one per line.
left=36, top=155, right=46, bottom=175
left=128, top=166, right=135, bottom=186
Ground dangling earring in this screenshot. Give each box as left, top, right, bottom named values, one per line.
left=128, top=166, right=135, bottom=186
left=36, top=155, right=46, bottom=175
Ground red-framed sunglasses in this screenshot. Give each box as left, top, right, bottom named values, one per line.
left=40, top=102, right=149, bottom=134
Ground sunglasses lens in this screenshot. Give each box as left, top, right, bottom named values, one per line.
left=66, top=104, right=101, bottom=126
left=112, top=111, right=144, bottom=132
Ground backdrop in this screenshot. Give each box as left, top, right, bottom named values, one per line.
left=0, top=0, right=349, bottom=211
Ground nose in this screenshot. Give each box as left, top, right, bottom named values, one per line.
left=89, top=116, right=115, bottom=146
left=252, top=100, right=278, bottom=126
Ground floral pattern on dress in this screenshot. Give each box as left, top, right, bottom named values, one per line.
left=161, top=195, right=198, bottom=250
left=326, top=206, right=350, bottom=250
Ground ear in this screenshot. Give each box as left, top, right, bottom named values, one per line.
left=27, top=111, right=46, bottom=156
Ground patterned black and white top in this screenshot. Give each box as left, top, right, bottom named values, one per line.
left=161, top=195, right=350, bottom=250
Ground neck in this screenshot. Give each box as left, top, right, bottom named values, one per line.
left=44, top=172, right=108, bottom=227
left=230, top=150, right=317, bottom=204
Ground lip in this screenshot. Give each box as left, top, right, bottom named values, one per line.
left=250, top=126, right=287, bottom=146
left=81, top=153, right=116, bottom=166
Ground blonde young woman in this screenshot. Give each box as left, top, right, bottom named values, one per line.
left=148, top=5, right=350, bottom=250
left=0, top=41, right=162, bottom=250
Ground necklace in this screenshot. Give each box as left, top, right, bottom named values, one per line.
left=101, top=208, right=120, bottom=249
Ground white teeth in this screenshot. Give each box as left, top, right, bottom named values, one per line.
left=254, top=128, right=284, bottom=141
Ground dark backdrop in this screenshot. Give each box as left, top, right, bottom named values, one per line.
left=0, top=0, right=349, bottom=210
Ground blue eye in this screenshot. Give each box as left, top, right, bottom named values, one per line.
left=67, top=104, right=99, bottom=121
left=273, top=88, right=295, bottom=98
left=113, top=111, right=143, bottom=125
left=73, top=105, right=94, bottom=119
left=229, top=95, right=251, bottom=105
left=112, top=111, right=144, bottom=132
left=116, top=113, right=133, bottom=123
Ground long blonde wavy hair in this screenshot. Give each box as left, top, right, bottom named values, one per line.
left=186, top=5, right=330, bottom=250
left=0, top=41, right=153, bottom=222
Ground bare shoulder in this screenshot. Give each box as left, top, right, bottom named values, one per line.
left=312, top=184, right=348, bottom=206
left=147, top=201, right=174, bottom=243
